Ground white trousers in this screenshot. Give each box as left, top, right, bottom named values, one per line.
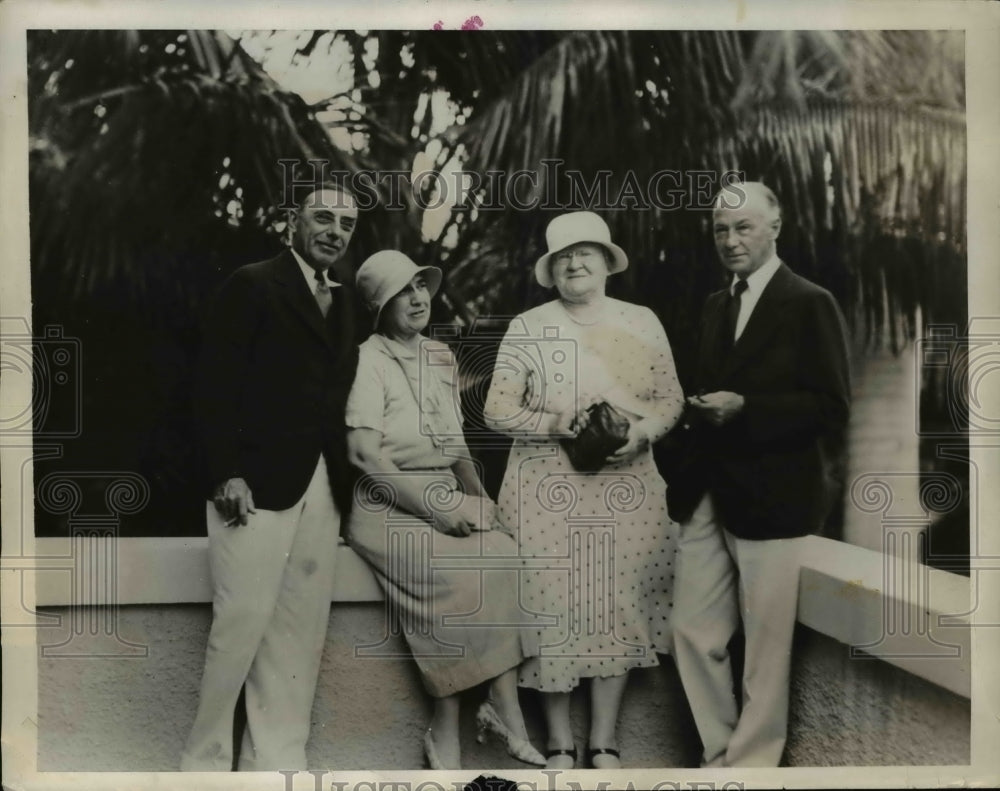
left=180, top=457, right=339, bottom=771
left=672, top=493, right=806, bottom=767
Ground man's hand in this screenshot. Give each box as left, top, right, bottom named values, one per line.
left=606, top=422, right=651, bottom=466
left=688, top=391, right=745, bottom=427
left=213, top=477, right=257, bottom=526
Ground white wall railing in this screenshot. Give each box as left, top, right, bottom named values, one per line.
left=18, top=533, right=971, bottom=698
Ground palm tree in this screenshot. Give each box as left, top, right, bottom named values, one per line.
left=28, top=30, right=364, bottom=534
left=437, top=31, right=966, bottom=370
left=28, top=30, right=365, bottom=318
left=27, top=29, right=967, bottom=544
left=421, top=30, right=968, bottom=550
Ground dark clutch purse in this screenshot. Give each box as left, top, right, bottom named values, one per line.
left=560, top=401, right=631, bottom=473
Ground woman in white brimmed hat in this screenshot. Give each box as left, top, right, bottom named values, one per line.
left=344, top=250, right=544, bottom=771
left=483, top=212, right=686, bottom=769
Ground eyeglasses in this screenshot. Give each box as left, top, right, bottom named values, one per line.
left=553, top=248, right=599, bottom=265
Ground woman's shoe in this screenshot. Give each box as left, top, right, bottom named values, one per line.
left=475, top=701, right=546, bottom=766
left=544, top=747, right=578, bottom=769
left=586, top=746, right=622, bottom=769
left=423, top=729, right=461, bottom=770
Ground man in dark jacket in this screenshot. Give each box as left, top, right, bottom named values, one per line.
left=181, top=186, right=361, bottom=771
left=669, top=182, right=850, bottom=767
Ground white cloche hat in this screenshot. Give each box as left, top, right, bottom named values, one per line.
left=534, top=211, right=628, bottom=288
left=356, top=250, right=443, bottom=324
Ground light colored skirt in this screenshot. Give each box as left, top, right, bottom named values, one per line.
left=347, top=469, right=536, bottom=697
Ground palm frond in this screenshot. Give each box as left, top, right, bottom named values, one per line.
left=29, top=29, right=361, bottom=320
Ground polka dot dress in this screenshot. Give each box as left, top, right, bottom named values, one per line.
left=484, top=298, right=685, bottom=693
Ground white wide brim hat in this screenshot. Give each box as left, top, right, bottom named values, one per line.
left=534, top=211, right=628, bottom=288
left=356, top=250, right=443, bottom=324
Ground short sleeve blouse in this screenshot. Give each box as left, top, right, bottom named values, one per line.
left=345, top=334, right=469, bottom=469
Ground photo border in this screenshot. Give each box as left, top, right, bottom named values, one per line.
left=2, top=1, right=998, bottom=789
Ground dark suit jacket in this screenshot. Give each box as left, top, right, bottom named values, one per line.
left=666, top=262, right=850, bottom=539
left=196, top=250, right=362, bottom=514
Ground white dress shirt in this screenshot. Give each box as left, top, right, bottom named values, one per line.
left=731, top=255, right=781, bottom=341
left=290, top=247, right=341, bottom=291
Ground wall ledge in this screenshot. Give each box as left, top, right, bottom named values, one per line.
left=797, top=535, right=970, bottom=698
left=21, top=533, right=970, bottom=697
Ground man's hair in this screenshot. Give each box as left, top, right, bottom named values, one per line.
left=753, top=183, right=782, bottom=221
left=293, top=184, right=357, bottom=212
left=715, top=181, right=782, bottom=220
left=282, top=159, right=357, bottom=211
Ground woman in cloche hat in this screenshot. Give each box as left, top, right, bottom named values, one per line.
left=344, top=250, right=544, bottom=770
left=483, top=212, right=685, bottom=769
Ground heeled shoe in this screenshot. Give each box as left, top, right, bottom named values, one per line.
left=586, top=746, right=621, bottom=769
left=475, top=701, right=546, bottom=766
left=545, top=746, right=578, bottom=769
left=423, top=729, right=461, bottom=770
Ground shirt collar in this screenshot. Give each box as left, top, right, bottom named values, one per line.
left=731, top=254, right=781, bottom=295
left=290, top=247, right=342, bottom=288
left=374, top=332, right=423, bottom=360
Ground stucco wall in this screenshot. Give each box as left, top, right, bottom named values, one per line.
left=787, top=629, right=969, bottom=765
left=36, top=605, right=968, bottom=771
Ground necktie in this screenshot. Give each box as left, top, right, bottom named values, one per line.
left=314, top=268, right=333, bottom=318
left=725, top=278, right=748, bottom=350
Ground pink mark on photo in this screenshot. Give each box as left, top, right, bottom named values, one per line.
left=461, top=16, right=485, bottom=31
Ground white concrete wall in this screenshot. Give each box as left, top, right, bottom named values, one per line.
left=30, top=535, right=971, bottom=771
left=34, top=604, right=969, bottom=771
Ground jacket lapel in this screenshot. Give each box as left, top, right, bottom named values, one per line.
left=696, top=290, right=730, bottom=390
left=722, top=262, right=797, bottom=379
left=272, top=249, right=336, bottom=350
left=326, top=278, right=361, bottom=362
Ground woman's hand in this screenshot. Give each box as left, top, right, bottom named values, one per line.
left=549, top=393, right=603, bottom=439
left=606, top=422, right=651, bottom=466
left=549, top=406, right=581, bottom=438
left=431, top=495, right=497, bottom=536
left=432, top=507, right=474, bottom=537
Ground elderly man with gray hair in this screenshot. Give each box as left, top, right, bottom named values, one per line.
left=667, top=181, right=851, bottom=767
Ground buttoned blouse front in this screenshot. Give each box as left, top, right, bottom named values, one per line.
left=345, top=334, right=468, bottom=470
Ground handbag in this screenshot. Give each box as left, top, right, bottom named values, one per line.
left=560, top=401, right=631, bottom=473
